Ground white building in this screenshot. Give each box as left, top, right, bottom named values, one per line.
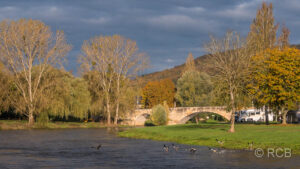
left=237, top=109, right=274, bottom=122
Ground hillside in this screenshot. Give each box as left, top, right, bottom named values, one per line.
left=138, top=54, right=211, bottom=84
left=137, top=44, right=300, bottom=86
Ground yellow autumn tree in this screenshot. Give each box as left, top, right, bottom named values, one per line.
left=141, top=79, right=175, bottom=108
left=248, top=47, right=300, bottom=124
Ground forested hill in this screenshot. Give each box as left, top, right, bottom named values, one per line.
left=138, top=54, right=211, bottom=84
left=138, top=44, right=300, bottom=85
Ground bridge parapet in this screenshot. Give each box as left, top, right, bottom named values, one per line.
left=170, top=106, right=226, bottom=110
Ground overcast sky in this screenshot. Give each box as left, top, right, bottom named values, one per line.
left=0, top=0, right=299, bottom=74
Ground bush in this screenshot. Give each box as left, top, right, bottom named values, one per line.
left=150, top=104, right=167, bottom=125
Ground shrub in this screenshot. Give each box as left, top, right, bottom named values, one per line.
left=150, top=104, right=167, bottom=125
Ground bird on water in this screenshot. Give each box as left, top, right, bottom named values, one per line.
left=163, top=144, right=169, bottom=152
left=91, top=144, right=102, bottom=150
left=190, top=148, right=197, bottom=153
left=172, top=143, right=179, bottom=151
left=208, top=147, right=217, bottom=153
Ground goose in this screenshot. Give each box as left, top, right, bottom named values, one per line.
left=163, top=144, right=169, bottom=152
left=208, top=147, right=217, bottom=153
left=190, top=148, right=197, bottom=153
left=216, top=139, right=224, bottom=146
left=90, top=144, right=102, bottom=150
left=172, top=143, right=179, bottom=151
left=96, top=144, right=102, bottom=150
left=208, top=147, right=227, bottom=154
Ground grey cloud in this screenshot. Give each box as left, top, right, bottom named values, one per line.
left=0, top=0, right=298, bottom=74
left=177, top=6, right=206, bottom=13
left=216, top=0, right=260, bottom=20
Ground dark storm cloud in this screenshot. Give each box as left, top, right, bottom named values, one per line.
left=0, top=0, right=299, bottom=74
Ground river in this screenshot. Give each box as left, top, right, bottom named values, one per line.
left=0, top=128, right=299, bottom=169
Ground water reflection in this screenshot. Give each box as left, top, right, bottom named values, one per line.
left=0, top=128, right=298, bottom=169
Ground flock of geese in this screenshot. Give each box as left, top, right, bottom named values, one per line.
left=90, top=139, right=255, bottom=154
left=163, top=143, right=219, bottom=154
left=163, top=139, right=255, bottom=154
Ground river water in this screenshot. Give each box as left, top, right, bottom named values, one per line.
left=0, top=128, right=299, bottom=169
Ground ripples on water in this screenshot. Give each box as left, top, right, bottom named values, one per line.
left=0, top=128, right=299, bottom=169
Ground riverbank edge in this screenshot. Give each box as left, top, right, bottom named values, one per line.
left=0, top=120, right=129, bottom=130
left=118, top=124, right=300, bottom=155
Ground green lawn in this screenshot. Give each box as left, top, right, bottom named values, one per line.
left=119, top=123, right=300, bottom=154
left=0, top=120, right=105, bottom=130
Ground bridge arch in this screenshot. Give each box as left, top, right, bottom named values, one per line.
left=135, top=113, right=150, bottom=125
left=178, top=111, right=228, bottom=124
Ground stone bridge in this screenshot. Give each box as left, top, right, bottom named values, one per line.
left=125, top=106, right=231, bottom=126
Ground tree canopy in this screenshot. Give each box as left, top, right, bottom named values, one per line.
left=0, top=19, right=71, bottom=125
left=248, top=47, right=300, bottom=124
left=175, top=70, right=212, bottom=107
left=141, top=79, right=175, bottom=108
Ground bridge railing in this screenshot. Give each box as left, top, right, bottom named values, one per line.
left=135, top=106, right=227, bottom=112
left=169, top=106, right=226, bottom=110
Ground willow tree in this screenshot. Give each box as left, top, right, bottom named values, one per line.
left=83, top=71, right=106, bottom=120
left=0, top=19, right=71, bottom=125
left=205, top=31, right=251, bottom=133
left=175, top=71, right=212, bottom=107
left=41, top=68, right=91, bottom=121
left=0, top=62, right=12, bottom=113
left=79, top=35, right=147, bottom=125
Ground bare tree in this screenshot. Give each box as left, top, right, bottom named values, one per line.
left=205, top=31, right=251, bottom=133
left=277, top=24, right=290, bottom=49
left=0, top=19, right=71, bottom=126
left=79, top=35, right=148, bottom=125
left=247, top=2, right=278, bottom=54
left=79, top=36, right=115, bottom=125
left=112, top=36, right=148, bottom=125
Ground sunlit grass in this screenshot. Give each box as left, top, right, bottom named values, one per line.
left=119, top=123, right=300, bottom=154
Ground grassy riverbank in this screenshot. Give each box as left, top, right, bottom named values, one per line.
left=119, top=123, right=300, bottom=154
left=0, top=120, right=106, bottom=130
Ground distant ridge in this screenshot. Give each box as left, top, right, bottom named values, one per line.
left=138, top=54, right=211, bottom=85
left=138, top=44, right=300, bottom=85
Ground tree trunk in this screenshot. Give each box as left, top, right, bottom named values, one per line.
left=114, top=102, right=119, bottom=125
left=265, top=106, right=269, bottom=125
left=28, top=108, right=34, bottom=126
left=28, top=66, right=34, bottom=126
left=114, top=79, right=120, bottom=125
left=228, top=88, right=235, bottom=133
left=282, top=110, right=288, bottom=125
left=228, top=111, right=235, bottom=133
left=106, top=94, right=111, bottom=126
